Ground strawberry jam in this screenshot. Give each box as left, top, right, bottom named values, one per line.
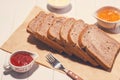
left=10, top=51, right=33, bottom=66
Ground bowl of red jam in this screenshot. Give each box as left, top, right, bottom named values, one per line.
left=5, top=50, right=38, bottom=73
left=94, top=6, right=120, bottom=33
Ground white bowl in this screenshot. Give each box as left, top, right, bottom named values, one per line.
left=94, top=6, right=120, bottom=33
left=4, top=50, right=38, bottom=73
left=48, top=0, right=70, bottom=9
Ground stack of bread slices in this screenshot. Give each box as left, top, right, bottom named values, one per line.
left=27, top=11, right=120, bottom=71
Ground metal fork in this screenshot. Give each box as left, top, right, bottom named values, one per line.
left=46, top=54, right=83, bottom=80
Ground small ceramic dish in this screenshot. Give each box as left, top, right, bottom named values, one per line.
left=4, top=50, right=38, bottom=73
left=94, top=6, right=120, bottom=33
left=47, top=0, right=70, bottom=9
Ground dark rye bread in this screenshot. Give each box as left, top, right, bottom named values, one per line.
left=79, top=25, right=120, bottom=70
left=35, top=13, right=64, bottom=53
left=68, top=20, right=99, bottom=66
left=27, top=11, right=47, bottom=34
left=60, top=18, right=76, bottom=55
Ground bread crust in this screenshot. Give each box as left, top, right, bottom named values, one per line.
left=60, top=18, right=76, bottom=44
left=79, top=25, right=120, bottom=70
left=68, top=21, right=99, bottom=66
left=35, top=13, right=64, bottom=53
left=47, top=17, right=66, bottom=46
left=27, top=11, right=47, bottom=35
left=60, top=18, right=76, bottom=55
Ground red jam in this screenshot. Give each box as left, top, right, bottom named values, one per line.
left=10, top=51, right=33, bottom=66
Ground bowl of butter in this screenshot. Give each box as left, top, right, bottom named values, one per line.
left=47, top=0, right=70, bottom=9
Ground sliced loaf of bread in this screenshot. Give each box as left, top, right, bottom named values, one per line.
left=27, top=11, right=47, bottom=35
left=47, top=17, right=77, bottom=56
left=35, top=13, right=64, bottom=53
left=36, top=13, right=55, bottom=39
left=60, top=18, right=76, bottom=55
left=60, top=18, right=76, bottom=45
left=47, top=17, right=66, bottom=46
left=68, top=20, right=99, bottom=66
left=27, top=11, right=120, bottom=70
left=79, top=25, right=120, bottom=70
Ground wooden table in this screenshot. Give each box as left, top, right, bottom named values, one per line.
left=0, top=0, right=120, bottom=80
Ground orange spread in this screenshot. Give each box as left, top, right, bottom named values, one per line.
left=98, top=8, right=120, bottom=22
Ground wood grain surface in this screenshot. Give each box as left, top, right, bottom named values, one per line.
left=1, top=6, right=120, bottom=80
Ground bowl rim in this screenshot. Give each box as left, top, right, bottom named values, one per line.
left=47, top=0, right=70, bottom=9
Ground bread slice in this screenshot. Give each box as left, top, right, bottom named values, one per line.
left=36, top=13, right=55, bottom=39
left=35, top=13, right=64, bottom=53
left=60, top=18, right=76, bottom=44
left=68, top=20, right=99, bottom=66
left=60, top=18, right=76, bottom=55
left=47, top=17, right=76, bottom=55
left=68, top=20, right=85, bottom=46
left=47, top=17, right=66, bottom=46
left=79, top=25, right=120, bottom=70
left=27, top=11, right=47, bottom=34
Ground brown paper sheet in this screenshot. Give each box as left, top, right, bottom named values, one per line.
left=1, top=6, right=120, bottom=80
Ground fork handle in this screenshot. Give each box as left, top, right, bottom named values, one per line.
left=65, top=70, right=83, bottom=80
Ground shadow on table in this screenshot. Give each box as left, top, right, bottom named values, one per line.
left=3, top=63, right=39, bottom=79
left=95, top=22, right=120, bottom=34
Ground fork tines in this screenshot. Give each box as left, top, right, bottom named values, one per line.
left=46, top=54, right=59, bottom=66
